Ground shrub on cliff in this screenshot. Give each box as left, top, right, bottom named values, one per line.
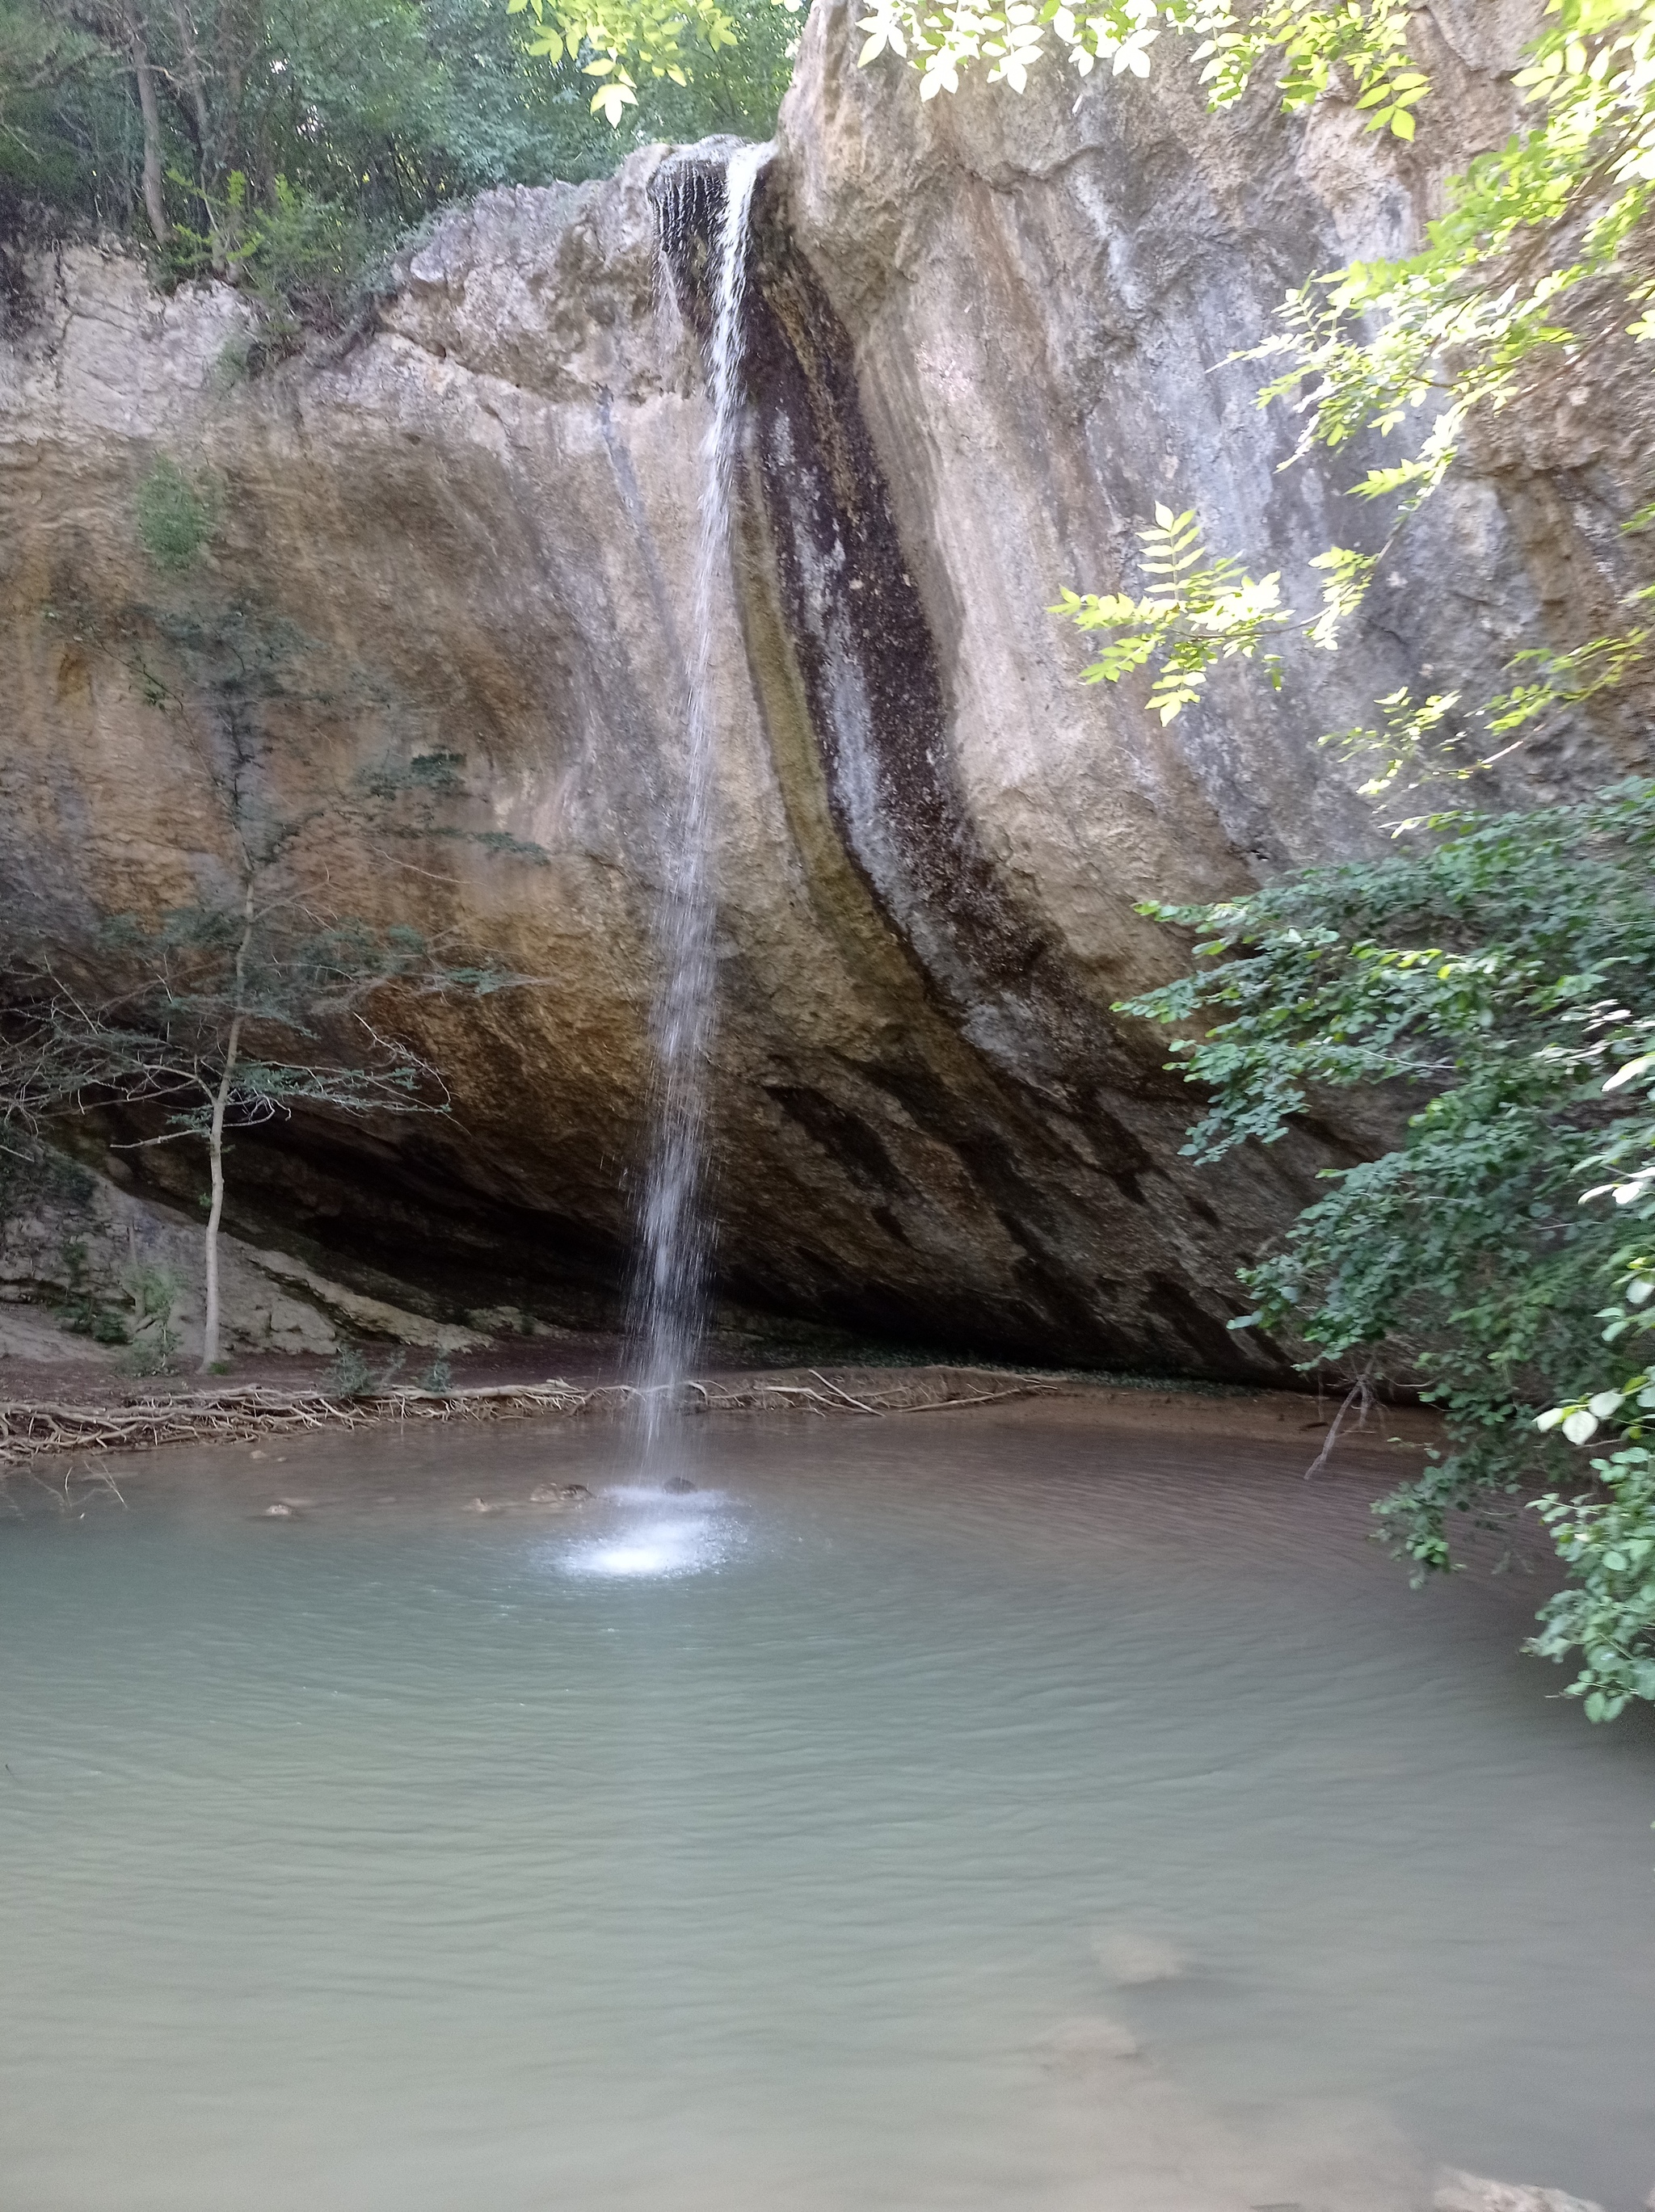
left=1114, top=781, right=1655, bottom=1716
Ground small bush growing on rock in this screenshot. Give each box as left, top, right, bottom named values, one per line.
left=55, top=1238, right=128, bottom=1344
left=324, top=1346, right=373, bottom=1400
left=134, top=459, right=219, bottom=574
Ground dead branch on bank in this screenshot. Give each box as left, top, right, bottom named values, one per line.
left=0, top=1367, right=1075, bottom=1466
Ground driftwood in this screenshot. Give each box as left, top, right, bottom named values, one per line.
left=0, top=1365, right=1073, bottom=1466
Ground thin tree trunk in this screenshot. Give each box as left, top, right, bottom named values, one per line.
left=170, top=0, right=209, bottom=140
left=119, top=2, right=168, bottom=245
left=200, top=882, right=255, bottom=1373
left=199, top=1016, right=240, bottom=1372
left=167, top=0, right=222, bottom=271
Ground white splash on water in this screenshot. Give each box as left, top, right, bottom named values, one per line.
left=560, top=1491, right=735, bottom=1580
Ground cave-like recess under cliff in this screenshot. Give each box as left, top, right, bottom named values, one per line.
left=2, top=0, right=1650, bottom=1371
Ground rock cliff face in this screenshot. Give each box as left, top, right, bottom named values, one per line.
left=1, top=0, right=1649, bottom=1369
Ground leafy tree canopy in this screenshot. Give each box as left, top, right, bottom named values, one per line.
left=0, top=0, right=798, bottom=323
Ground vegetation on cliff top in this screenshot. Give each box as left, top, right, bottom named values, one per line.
left=0, top=0, right=795, bottom=327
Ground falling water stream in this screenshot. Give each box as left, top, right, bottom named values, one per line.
left=631, top=142, right=772, bottom=1461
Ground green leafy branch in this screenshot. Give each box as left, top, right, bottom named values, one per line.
left=851, top=0, right=1428, bottom=119
left=1194, top=0, right=1425, bottom=135
left=1247, top=1, right=1655, bottom=502
left=1055, top=500, right=1653, bottom=808
left=1528, top=1443, right=1655, bottom=1716
left=1524, top=1024, right=1655, bottom=1715
left=1051, top=505, right=1293, bottom=723
left=850, top=1, right=1655, bottom=525
left=1114, top=785, right=1655, bottom=1630
left=507, top=0, right=771, bottom=119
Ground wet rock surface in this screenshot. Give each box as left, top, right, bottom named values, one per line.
left=2, top=2, right=1649, bottom=1369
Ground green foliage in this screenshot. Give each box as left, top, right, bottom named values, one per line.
left=324, top=1343, right=374, bottom=1398
left=851, top=0, right=1427, bottom=110
left=853, top=0, right=1655, bottom=553
left=1054, top=503, right=1652, bottom=810
left=1052, top=506, right=1291, bottom=723
left=1116, top=781, right=1655, bottom=1707
left=325, top=1342, right=415, bottom=1395
left=164, top=171, right=372, bottom=339
left=1521, top=1024, right=1655, bottom=1705
left=3, top=0, right=800, bottom=312
left=1530, top=1445, right=1655, bottom=1717
left=119, top=1257, right=183, bottom=1373
left=134, top=459, right=219, bottom=573
left=507, top=0, right=800, bottom=124
left=1246, top=1, right=1655, bottom=504
left=509, top=0, right=740, bottom=122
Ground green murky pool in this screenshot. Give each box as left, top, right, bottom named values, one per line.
left=3, top=1402, right=1653, bottom=2210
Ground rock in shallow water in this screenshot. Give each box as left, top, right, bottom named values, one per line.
left=1090, top=1928, right=1188, bottom=1986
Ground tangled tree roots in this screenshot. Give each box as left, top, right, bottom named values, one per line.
left=0, top=1367, right=1073, bottom=1467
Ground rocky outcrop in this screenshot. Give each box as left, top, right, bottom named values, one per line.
left=1, top=1, right=1649, bottom=1371
left=0, top=1149, right=488, bottom=1366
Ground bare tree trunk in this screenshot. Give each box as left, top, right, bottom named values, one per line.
left=167, top=0, right=223, bottom=271
left=200, top=884, right=255, bottom=1373
left=119, top=2, right=168, bottom=245
left=199, top=1016, right=240, bottom=1373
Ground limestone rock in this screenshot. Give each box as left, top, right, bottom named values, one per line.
left=1, top=2, right=1648, bottom=1367
left=0, top=1303, right=122, bottom=1367
left=0, top=1155, right=471, bottom=1364
left=240, top=1250, right=486, bottom=1356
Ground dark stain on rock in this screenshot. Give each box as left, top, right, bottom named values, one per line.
left=714, top=168, right=1152, bottom=1112
left=1089, top=1106, right=1155, bottom=1205
left=766, top=1082, right=908, bottom=1193
left=1145, top=1274, right=1258, bottom=1377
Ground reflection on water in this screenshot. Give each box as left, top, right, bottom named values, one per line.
left=2, top=1403, right=1653, bottom=2212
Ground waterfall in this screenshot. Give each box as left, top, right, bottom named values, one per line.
left=631, top=140, right=771, bottom=1457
